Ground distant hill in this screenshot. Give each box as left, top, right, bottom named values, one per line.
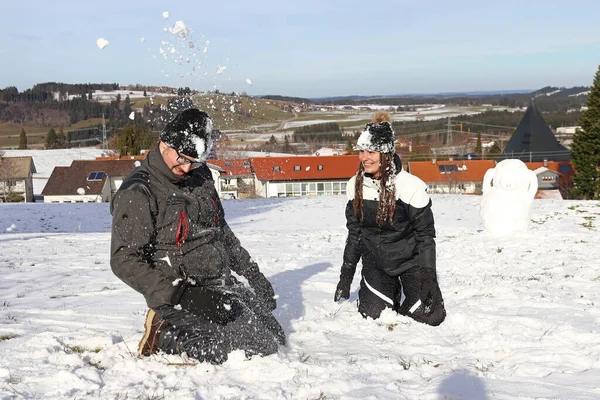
left=310, top=90, right=535, bottom=103
left=302, top=86, right=590, bottom=112
left=259, top=95, right=313, bottom=104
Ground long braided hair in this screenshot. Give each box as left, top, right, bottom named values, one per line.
left=353, top=112, right=397, bottom=227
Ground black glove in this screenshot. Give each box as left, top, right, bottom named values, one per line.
left=334, top=270, right=354, bottom=302
left=171, top=282, right=237, bottom=325
left=247, top=272, right=277, bottom=311
left=419, top=268, right=439, bottom=313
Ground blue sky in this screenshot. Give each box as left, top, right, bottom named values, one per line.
left=2, top=0, right=600, bottom=98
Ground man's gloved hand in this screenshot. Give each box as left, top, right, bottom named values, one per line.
left=243, top=262, right=277, bottom=311
left=249, top=272, right=277, bottom=311
left=420, top=268, right=439, bottom=312
left=334, top=271, right=354, bottom=302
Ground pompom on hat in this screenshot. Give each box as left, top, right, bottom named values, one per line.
left=355, top=121, right=395, bottom=153
left=160, top=108, right=213, bottom=162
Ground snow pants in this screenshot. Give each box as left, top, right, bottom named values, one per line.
left=358, top=265, right=446, bottom=326
left=154, top=284, right=285, bottom=364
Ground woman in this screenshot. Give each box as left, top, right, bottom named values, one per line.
left=334, top=112, right=446, bottom=326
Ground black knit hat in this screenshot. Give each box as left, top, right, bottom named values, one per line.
left=160, top=108, right=213, bottom=161
left=355, top=121, right=395, bottom=153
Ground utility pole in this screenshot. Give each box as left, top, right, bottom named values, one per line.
left=446, top=117, right=452, bottom=146
left=102, top=114, right=108, bottom=154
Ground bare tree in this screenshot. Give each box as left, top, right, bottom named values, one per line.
left=0, top=157, right=16, bottom=202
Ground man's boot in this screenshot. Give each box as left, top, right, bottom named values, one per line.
left=138, top=309, right=168, bottom=357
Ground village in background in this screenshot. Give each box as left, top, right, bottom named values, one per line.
left=0, top=78, right=596, bottom=204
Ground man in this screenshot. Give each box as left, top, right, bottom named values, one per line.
left=110, top=108, right=285, bottom=364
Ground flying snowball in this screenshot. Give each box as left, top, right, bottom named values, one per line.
left=172, top=21, right=189, bottom=37
left=216, top=66, right=227, bottom=74
left=162, top=11, right=169, bottom=19
left=246, top=79, right=252, bottom=85
left=140, top=37, right=145, bottom=42
left=129, top=111, right=135, bottom=120
left=96, top=38, right=110, bottom=50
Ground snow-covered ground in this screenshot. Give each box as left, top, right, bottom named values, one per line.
left=282, top=106, right=518, bottom=130
left=1, top=195, right=599, bottom=399
left=3, top=148, right=107, bottom=195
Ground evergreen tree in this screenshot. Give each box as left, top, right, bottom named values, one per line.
left=45, top=128, right=58, bottom=149
left=124, top=95, right=132, bottom=118
left=19, top=128, right=28, bottom=149
left=571, top=64, right=600, bottom=199
left=487, top=142, right=502, bottom=159
left=119, top=124, right=137, bottom=155
left=283, top=135, right=291, bottom=153
left=56, top=128, right=67, bottom=149
left=475, top=132, right=482, bottom=158
left=345, top=136, right=355, bottom=154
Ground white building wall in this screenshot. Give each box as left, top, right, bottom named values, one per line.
left=44, top=195, right=103, bottom=203
left=254, top=180, right=267, bottom=198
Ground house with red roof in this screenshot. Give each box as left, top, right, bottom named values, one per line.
left=408, top=160, right=496, bottom=194
left=208, top=159, right=254, bottom=199
left=408, top=159, right=574, bottom=198
left=249, top=155, right=359, bottom=197
left=42, top=156, right=225, bottom=203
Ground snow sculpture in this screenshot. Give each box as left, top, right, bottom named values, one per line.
left=480, top=159, right=538, bottom=236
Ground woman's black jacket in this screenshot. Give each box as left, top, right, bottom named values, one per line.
left=341, top=163, right=436, bottom=279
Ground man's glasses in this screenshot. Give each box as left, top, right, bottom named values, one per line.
left=175, top=151, right=202, bottom=168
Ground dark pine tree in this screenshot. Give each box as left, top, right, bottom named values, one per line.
left=45, top=128, right=58, bottom=149
left=19, top=128, right=28, bottom=149
left=571, top=64, right=600, bottom=199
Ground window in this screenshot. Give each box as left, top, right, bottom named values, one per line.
left=558, top=164, right=572, bottom=173
left=272, top=166, right=280, bottom=172
left=438, top=165, right=459, bottom=174
left=294, top=165, right=301, bottom=171
left=340, top=182, right=347, bottom=194
left=87, top=171, right=106, bottom=181
left=542, top=176, right=555, bottom=182
left=318, top=165, right=324, bottom=170
left=276, top=183, right=285, bottom=197
left=243, top=161, right=250, bottom=167
left=224, top=161, right=232, bottom=167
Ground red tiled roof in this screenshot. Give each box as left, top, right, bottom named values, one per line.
left=210, top=159, right=253, bottom=177
left=409, top=160, right=574, bottom=185
left=523, top=161, right=571, bottom=174
left=250, top=155, right=360, bottom=181
left=42, top=159, right=138, bottom=196
left=408, top=160, right=496, bottom=183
